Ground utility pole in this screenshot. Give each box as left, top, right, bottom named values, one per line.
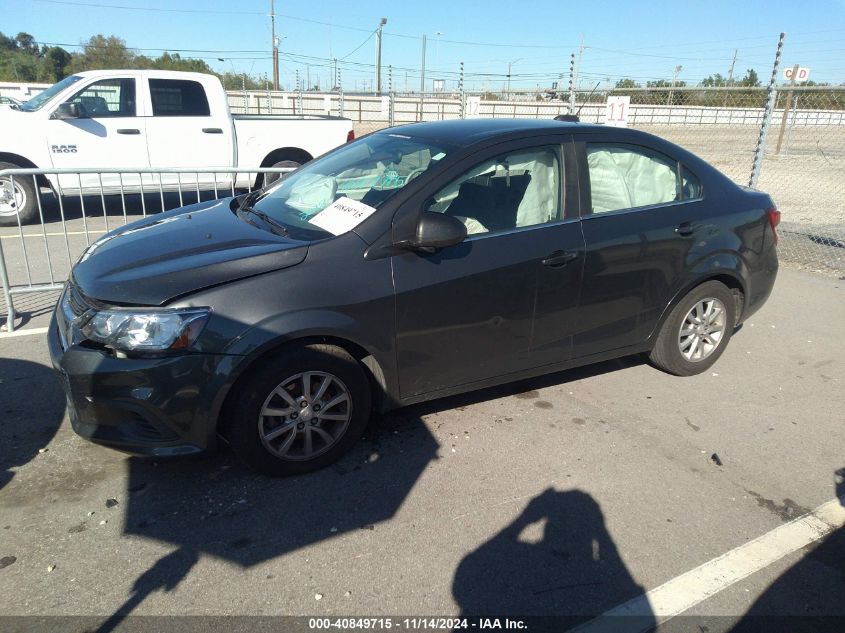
left=669, top=64, right=682, bottom=105
left=776, top=63, right=799, bottom=154
left=419, top=33, right=427, bottom=119
left=727, top=49, right=738, bottom=86
left=723, top=48, right=738, bottom=106
left=375, top=17, right=387, bottom=95
left=574, top=35, right=586, bottom=92
left=507, top=61, right=512, bottom=98
left=270, top=0, right=279, bottom=90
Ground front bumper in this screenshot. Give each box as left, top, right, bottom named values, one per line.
left=48, top=315, right=231, bottom=457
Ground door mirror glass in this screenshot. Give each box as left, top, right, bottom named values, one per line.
left=408, top=211, right=467, bottom=251
left=52, top=102, right=80, bottom=120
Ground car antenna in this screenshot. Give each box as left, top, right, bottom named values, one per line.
left=555, top=81, right=602, bottom=123
left=575, top=81, right=602, bottom=119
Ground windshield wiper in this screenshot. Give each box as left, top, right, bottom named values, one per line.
left=239, top=205, right=289, bottom=236
left=235, top=189, right=288, bottom=235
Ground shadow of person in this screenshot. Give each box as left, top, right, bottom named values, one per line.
left=725, top=468, right=845, bottom=633
left=0, top=356, right=65, bottom=490
left=96, top=547, right=199, bottom=633
left=452, top=488, right=655, bottom=632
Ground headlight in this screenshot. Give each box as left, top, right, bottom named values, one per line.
left=80, top=308, right=210, bottom=352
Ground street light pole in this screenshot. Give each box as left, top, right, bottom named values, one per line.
left=375, top=17, right=387, bottom=95
left=506, top=58, right=524, bottom=100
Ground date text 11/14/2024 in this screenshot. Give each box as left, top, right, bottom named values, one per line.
left=308, top=618, right=528, bottom=630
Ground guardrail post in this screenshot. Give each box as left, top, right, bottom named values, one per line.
left=0, top=236, right=16, bottom=332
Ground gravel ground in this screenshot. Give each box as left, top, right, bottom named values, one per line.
left=0, top=268, right=844, bottom=633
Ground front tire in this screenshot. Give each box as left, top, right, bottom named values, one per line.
left=0, top=162, right=38, bottom=227
left=649, top=281, right=736, bottom=376
left=263, top=159, right=301, bottom=187
left=225, top=344, right=372, bottom=476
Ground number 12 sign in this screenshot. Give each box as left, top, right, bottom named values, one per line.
left=605, top=96, right=631, bottom=128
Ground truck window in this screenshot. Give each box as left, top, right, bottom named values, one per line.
left=149, top=79, right=211, bottom=117
left=69, top=78, right=136, bottom=118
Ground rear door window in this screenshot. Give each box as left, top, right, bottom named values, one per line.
left=149, top=79, right=210, bottom=117
left=586, top=144, right=680, bottom=214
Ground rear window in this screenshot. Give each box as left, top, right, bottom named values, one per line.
left=149, top=79, right=210, bottom=116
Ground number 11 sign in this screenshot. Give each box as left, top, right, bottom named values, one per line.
left=604, top=96, right=630, bottom=128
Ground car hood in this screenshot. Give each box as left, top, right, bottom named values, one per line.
left=72, top=198, right=309, bottom=306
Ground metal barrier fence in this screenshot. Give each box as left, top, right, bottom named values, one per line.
left=0, top=167, right=291, bottom=332
left=228, top=86, right=845, bottom=275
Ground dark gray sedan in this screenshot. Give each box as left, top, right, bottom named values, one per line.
left=49, top=119, right=779, bottom=475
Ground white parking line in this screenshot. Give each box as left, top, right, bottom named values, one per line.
left=571, top=495, right=845, bottom=633
left=1, top=230, right=108, bottom=239
left=0, top=326, right=49, bottom=338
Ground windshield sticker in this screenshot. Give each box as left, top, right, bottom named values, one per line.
left=308, top=196, right=377, bottom=236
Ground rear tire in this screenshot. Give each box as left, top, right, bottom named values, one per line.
left=263, top=160, right=301, bottom=187
left=224, top=344, right=372, bottom=476
left=0, top=162, right=38, bottom=227
left=649, top=281, right=736, bottom=376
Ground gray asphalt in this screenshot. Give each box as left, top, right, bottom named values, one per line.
left=0, top=267, right=843, bottom=632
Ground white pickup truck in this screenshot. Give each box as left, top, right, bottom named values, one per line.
left=0, top=69, right=354, bottom=225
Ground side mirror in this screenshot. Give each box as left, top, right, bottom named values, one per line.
left=403, top=212, right=467, bottom=252
left=52, top=102, right=81, bottom=120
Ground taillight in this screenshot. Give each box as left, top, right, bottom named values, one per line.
left=346, top=129, right=355, bottom=143
left=766, top=207, right=781, bottom=245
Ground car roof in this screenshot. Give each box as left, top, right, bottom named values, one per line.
left=73, top=69, right=215, bottom=81
left=385, top=118, right=606, bottom=146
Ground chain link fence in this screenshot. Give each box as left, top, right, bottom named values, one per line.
left=227, top=85, right=844, bottom=276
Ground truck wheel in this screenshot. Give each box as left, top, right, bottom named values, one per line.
left=0, top=162, right=39, bottom=227
left=224, top=344, right=372, bottom=476
left=263, top=160, right=301, bottom=187
left=649, top=281, right=736, bottom=376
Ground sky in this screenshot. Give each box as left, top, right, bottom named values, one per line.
left=3, top=0, right=845, bottom=91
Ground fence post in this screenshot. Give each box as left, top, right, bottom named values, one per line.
left=459, top=61, right=466, bottom=119
left=568, top=53, right=576, bottom=114
left=389, top=92, right=395, bottom=127
left=338, top=69, right=344, bottom=118
left=775, top=64, right=799, bottom=154
left=749, top=32, right=785, bottom=187
left=0, top=237, right=16, bottom=332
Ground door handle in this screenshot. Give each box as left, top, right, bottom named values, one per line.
left=675, top=221, right=697, bottom=236
left=117, top=128, right=140, bottom=135
left=542, top=250, right=579, bottom=268
left=202, top=127, right=223, bottom=134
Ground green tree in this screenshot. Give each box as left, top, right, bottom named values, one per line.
left=41, top=46, right=72, bottom=81
left=738, top=69, right=760, bottom=87
left=14, top=32, right=39, bottom=55
left=700, top=73, right=727, bottom=87
left=614, top=78, right=640, bottom=89
left=68, top=35, right=137, bottom=72
left=646, top=79, right=686, bottom=88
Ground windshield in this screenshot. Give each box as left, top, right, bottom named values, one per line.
left=249, top=133, right=450, bottom=240
left=19, top=75, right=84, bottom=112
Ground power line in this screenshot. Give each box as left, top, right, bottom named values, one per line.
left=339, top=29, right=377, bottom=61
